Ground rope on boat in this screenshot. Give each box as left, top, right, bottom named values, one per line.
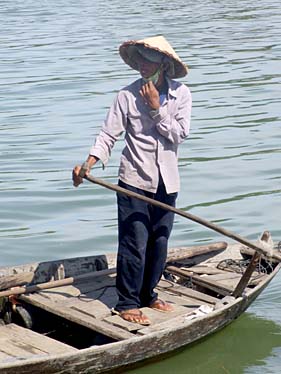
left=217, top=258, right=272, bottom=275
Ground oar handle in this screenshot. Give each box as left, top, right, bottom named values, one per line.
left=83, top=174, right=281, bottom=262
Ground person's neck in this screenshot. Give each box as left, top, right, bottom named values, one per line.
left=156, top=75, right=168, bottom=94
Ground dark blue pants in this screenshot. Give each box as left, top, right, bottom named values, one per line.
left=115, top=177, right=177, bottom=312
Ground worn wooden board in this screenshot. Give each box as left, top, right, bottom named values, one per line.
left=139, top=312, right=200, bottom=335
left=0, top=272, right=34, bottom=291
left=0, top=351, right=11, bottom=362
left=206, top=272, right=267, bottom=289
left=20, top=292, right=134, bottom=341
left=166, top=266, right=234, bottom=296
left=157, top=279, right=219, bottom=305
left=155, top=289, right=201, bottom=309
left=183, top=266, right=225, bottom=275
left=0, top=323, right=77, bottom=363
left=166, top=242, right=227, bottom=264
left=68, top=299, right=111, bottom=319
left=104, top=301, right=192, bottom=333
left=103, top=314, right=144, bottom=332
left=37, top=285, right=81, bottom=302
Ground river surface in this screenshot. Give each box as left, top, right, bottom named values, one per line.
left=1, top=0, right=281, bottom=372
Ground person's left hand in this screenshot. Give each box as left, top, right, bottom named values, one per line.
left=140, top=81, right=160, bottom=110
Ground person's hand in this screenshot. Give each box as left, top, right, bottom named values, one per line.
left=140, top=81, right=160, bottom=110
left=72, top=163, right=90, bottom=187
left=72, top=165, right=84, bottom=187
left=72, top=156, right=98, bottom=187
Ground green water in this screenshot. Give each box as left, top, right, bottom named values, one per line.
left=126, top=313, right=281, bottom=374
left=1, top=0, right=281, bottom=372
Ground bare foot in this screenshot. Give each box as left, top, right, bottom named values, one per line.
left=149, top=299, right=174, bottom=312
left=119, top=309, right=151, bottom=325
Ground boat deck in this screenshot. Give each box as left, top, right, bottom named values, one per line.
left=17, top=255, right=267, bottom=342
left=18, top=272, right=218, bottom=341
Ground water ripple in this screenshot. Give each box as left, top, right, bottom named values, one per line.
left=1, top=0, right=280, bottom=266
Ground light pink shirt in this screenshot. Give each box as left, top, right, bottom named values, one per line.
left=90, top=77, right=192, bottom=193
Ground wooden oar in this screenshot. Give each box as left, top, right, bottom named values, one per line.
left=81, top=172, right=281, bottom=262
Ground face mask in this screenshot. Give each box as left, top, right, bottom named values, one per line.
left=142, top=66, right=162, bottom=85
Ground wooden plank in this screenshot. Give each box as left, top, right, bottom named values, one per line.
left=204, top=274, right=240, bottom=291
left=66, top=306, right=134, bottom=340
left=37, top=285, right=81, bottom=302
left=139, top=313, right=196, bottom=335
left=166, top=266, right=232, bottom=296
left=183, top=266, right=225, bottom=275
left=0, top=324, right=77, bottom=355
left=166, top=242, right=227, bottom=264
left=206, top=273, right=267, bottom=288
left=0, top=350, right=11, bottom=361
left=157, top=279, right=219, bottom=305
left=0, top=339, right=43, bottom=358
left=158, top=289, right=211, bottom=307
left=155, top=289, right=200, bottom=309
left=104, top=301, right=191, bottom=333
left=68, top=299, right=111, bottom=319
left=103, top=315, right=144, bottom=332
left=0, top=272, right=34, bottom=291
left=138, top=307, right=183, bottom=326
left=20, top=293, right=134, bottom=341
left=207, top=273, right=242, bottom=281
left=0, top=326, right=77, bottom=365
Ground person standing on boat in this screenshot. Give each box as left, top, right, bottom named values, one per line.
left=72, top=36, right=192, bottom=325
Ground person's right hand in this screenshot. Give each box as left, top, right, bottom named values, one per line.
left=72, top=156, right=98, bottom=187
left=72, top=164, right=88, bottom=187
left=140, top=81, right=160, bottom=110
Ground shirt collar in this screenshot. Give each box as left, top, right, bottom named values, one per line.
left=166, top=77, right=177, bottom=98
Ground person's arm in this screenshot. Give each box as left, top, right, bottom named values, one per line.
left=89, top=91, right=128, bottom=167
left=72, top=91, right=128, bottom=187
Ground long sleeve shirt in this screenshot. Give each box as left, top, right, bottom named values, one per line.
left=89, top=77, right=192, bottom=194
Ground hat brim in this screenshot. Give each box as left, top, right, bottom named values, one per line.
left=119, top=39, right=188, bottom=79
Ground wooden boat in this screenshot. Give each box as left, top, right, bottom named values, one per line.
left=0, top=233, right=280, bottom=374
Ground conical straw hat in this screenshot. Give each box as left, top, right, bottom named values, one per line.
left=119, top=36, right=188, bottom=79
